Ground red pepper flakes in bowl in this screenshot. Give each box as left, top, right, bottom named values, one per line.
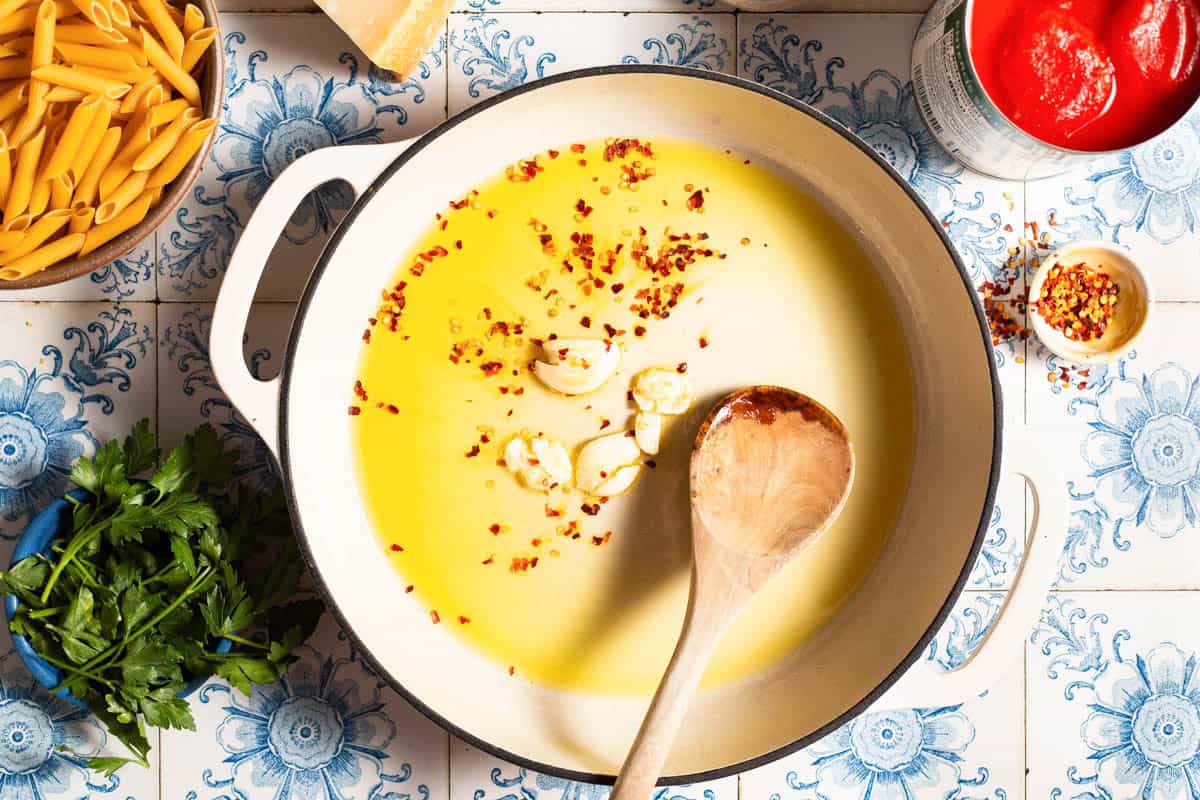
left=1033, top=261, right=1119, bottom=342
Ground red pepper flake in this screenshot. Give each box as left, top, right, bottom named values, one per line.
left=603, top=323, right=620, bottom=338
left=489, top=523, right=502, bottom=535
left=575, top=198, right=594, bottom=217
left=353, top=380, right=368, bottom=400
left=390, top=543, right=404, bottom=552
left=430, top=610, right=440, bottom=624
left=509, top=556, right=536, bottom=573
left=599, top=418, right=611, bottom=430
left=481, top=361, right=503, bottom=376
left=362, top=329, right=371, bottom=343
left=633, top=325, right=646, bottom=337
left=545, top=504, right=563, bottom=518
left=699, top=336, right=709, bottom=348
left=465, top=444, right=481, bottom=458
left=580, top=316, right=592, bottom=328
left=687, top=190, right=704, bottom=211
left=348, top=406, right=361, bottom=416
left=386, top=404, right=400, bottom=415
left=548, top=149, right=560, bottom=159
left=479, top=433, right=491, bottom=444
left=531, top=538, right=543, bottom=547
left=644, top=459, right=657, bottom=468
left=458, top=616, right=471, bottom=625
left=482, top=555, right=495, bottom=565
left=591, top=531, right=613, bottom=546
left=508, top=665, right=515, bottom=676
left=486, top=210, right=497, bottom=219
left=570, top=143, right=586, bottom=153
left=676, top=362, right=688, bottom=374
left=405, top=585, right=414, bottom=593
left=581, top=502, right=600, bottom=516
left=611, top=282, right=625, bottom=294
left=603, top=138, right=654, bottom=161
left=455, top=240, right=463, bottom=249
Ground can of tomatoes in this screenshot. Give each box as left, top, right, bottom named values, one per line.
left=912, top=0, right=1200, bottom=180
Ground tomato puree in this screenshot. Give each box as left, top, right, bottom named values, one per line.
left=971, top=0, right=1200, bottom=151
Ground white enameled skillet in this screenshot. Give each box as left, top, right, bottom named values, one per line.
left=211, top=66, right=1065, bottom=785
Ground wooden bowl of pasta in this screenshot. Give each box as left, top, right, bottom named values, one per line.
left=0, top=0, right=222, bottom=289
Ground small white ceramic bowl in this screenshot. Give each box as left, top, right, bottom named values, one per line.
left=1029, top=240, right=1152, bottom=364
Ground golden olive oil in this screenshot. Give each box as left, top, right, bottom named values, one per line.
left=353, top=139, right=914, bottom=695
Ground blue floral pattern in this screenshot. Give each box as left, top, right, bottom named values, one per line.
left=621, top=18, right=728, bottom=71
left=0, top=653, right=113, bottom=800
left=160, top=30, right=441, bottom=293
left=0, top=308, right=149, bottom=529
left=451, top=16, right=556, bottom=99
left=162, top=309, right=276, bottom=491
left=203, top=646, right=422, bottom=800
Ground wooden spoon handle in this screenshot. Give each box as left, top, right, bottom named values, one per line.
left=611, top=591, right=728, bottom=800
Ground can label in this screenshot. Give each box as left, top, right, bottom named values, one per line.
left=912, top=0, right=1085, bottom=180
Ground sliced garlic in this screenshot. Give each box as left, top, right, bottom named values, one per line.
left=503, top=434, right=573, bottom=491
left=631, top=368, right=693, bottom=415
left=634, top=411, right=662, bottom=455
left=532, top=338, right=620, bottom=395
left=576, top=432, right=642, bottom=496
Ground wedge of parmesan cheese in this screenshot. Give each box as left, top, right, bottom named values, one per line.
left=315, top=0, right=454, bottom=78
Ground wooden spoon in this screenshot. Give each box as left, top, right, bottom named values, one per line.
left=610, top=386, right=855, bottom=800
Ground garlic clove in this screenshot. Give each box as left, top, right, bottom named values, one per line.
left=631, top=368, right=693, bottom=415
left=575, top=432, right=642, bottom=496
left=634, top=411, right=662, bottom=455
left=532, top=338, right=621, bottom=395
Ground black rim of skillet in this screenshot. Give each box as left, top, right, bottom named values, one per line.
left=277, top=64, right=1003, bottom=786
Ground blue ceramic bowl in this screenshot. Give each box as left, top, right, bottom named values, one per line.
left=5, top=491, right=230, bottom=706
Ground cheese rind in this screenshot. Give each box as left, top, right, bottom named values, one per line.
left=315, top=0, right=454, bottom=78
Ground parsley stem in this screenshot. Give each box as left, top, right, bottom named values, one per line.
left=222, top=634, right=267, bottom=650
left=39, top=519, right=108, bottom=604
left=26, top=606, right=64, bottom=619
left=41, top=652, right=114, bottom=688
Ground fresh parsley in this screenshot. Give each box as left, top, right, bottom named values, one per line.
left=0, top=421, right=321, bottom=775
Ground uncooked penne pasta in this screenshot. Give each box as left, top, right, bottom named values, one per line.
left=0, top=10, right=36, bottom=39
left=41, top=91, right=97, bottom=179
left=0, top=206, right=69, bottom=260
left=4, top=126, right=43, bottom=219
left=0, top=0, right=25, bottom=24
left=72, top=123, right=117, bottom=204
left=0, top=81, right=27, bottom=123
left=0, top=232, right=83, bottom=279
left=31, top=64, right=128, bottom=98
left=54, top=22, right=118, bottom=46
left=44, top=85, right=84, bottom=101
left=147, top=116, right=211, bottom=188
left=181, top=26, right=213, bottom=73
left=54, top=41, right=139, bottom=71
left=133, top=103, right=195, bottom=171
left=118, top=69, right=155, bottom=112
left=0, top=229, right=23, bottom=249
left=79, top=188, right=146, bottom=254
left=67, top=200, right=91, bottom=233
left=0, top=131, right=9, bottom=205
left=144, top=95, right=185, bottom=126
left=67, top=0, right=112, bottom=32
left=107, top=0, right=130, bottom=29
left=97, top=119, right=145, bottom=197
left=49, top=172, right=71, bottom=208
left=66, top=94, right=108, bottom=177
left=32, top=1, right=56, bottom=68
left=27, top=177, right=49, bottom=215
left=140, top=27, right=197, bottom=105
left=182, top=4, right=202, bottom=37
left=94, top=166, right=143, bottom=222
left=8, top=84, right=47, bottom=147
left=1, top=213, right=29, bottom=232
left=137, top=0, right=182, bottom=64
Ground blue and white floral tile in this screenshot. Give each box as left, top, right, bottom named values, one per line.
left=1027, top=303, right=1200, bottom=589
left=0, top=650, right=160, bottom=800
left=450, top=741, right=736, bottom=800
left=1026, top=591, right=1200, bottom=800
left=0, top=243, right=156, bottom=302
left=736, top=14, right=1028, bottom=430
left=0, top=303, right=156, bottom=545
left=162, top=612, right=450, bottom=800
left=157, top=303, right=291, bottom=492
left=156, top=13, right=448, bottom=303
left=448, top=13, right=735, bottom=113
left=1026, top=109, right=1200, bottom=302
left=740, top=590, right=1020, bottom=800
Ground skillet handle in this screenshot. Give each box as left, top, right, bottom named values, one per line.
left=211, top=140, right=412, bottom=458
left=868, top=426, right=1065, bottom=711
